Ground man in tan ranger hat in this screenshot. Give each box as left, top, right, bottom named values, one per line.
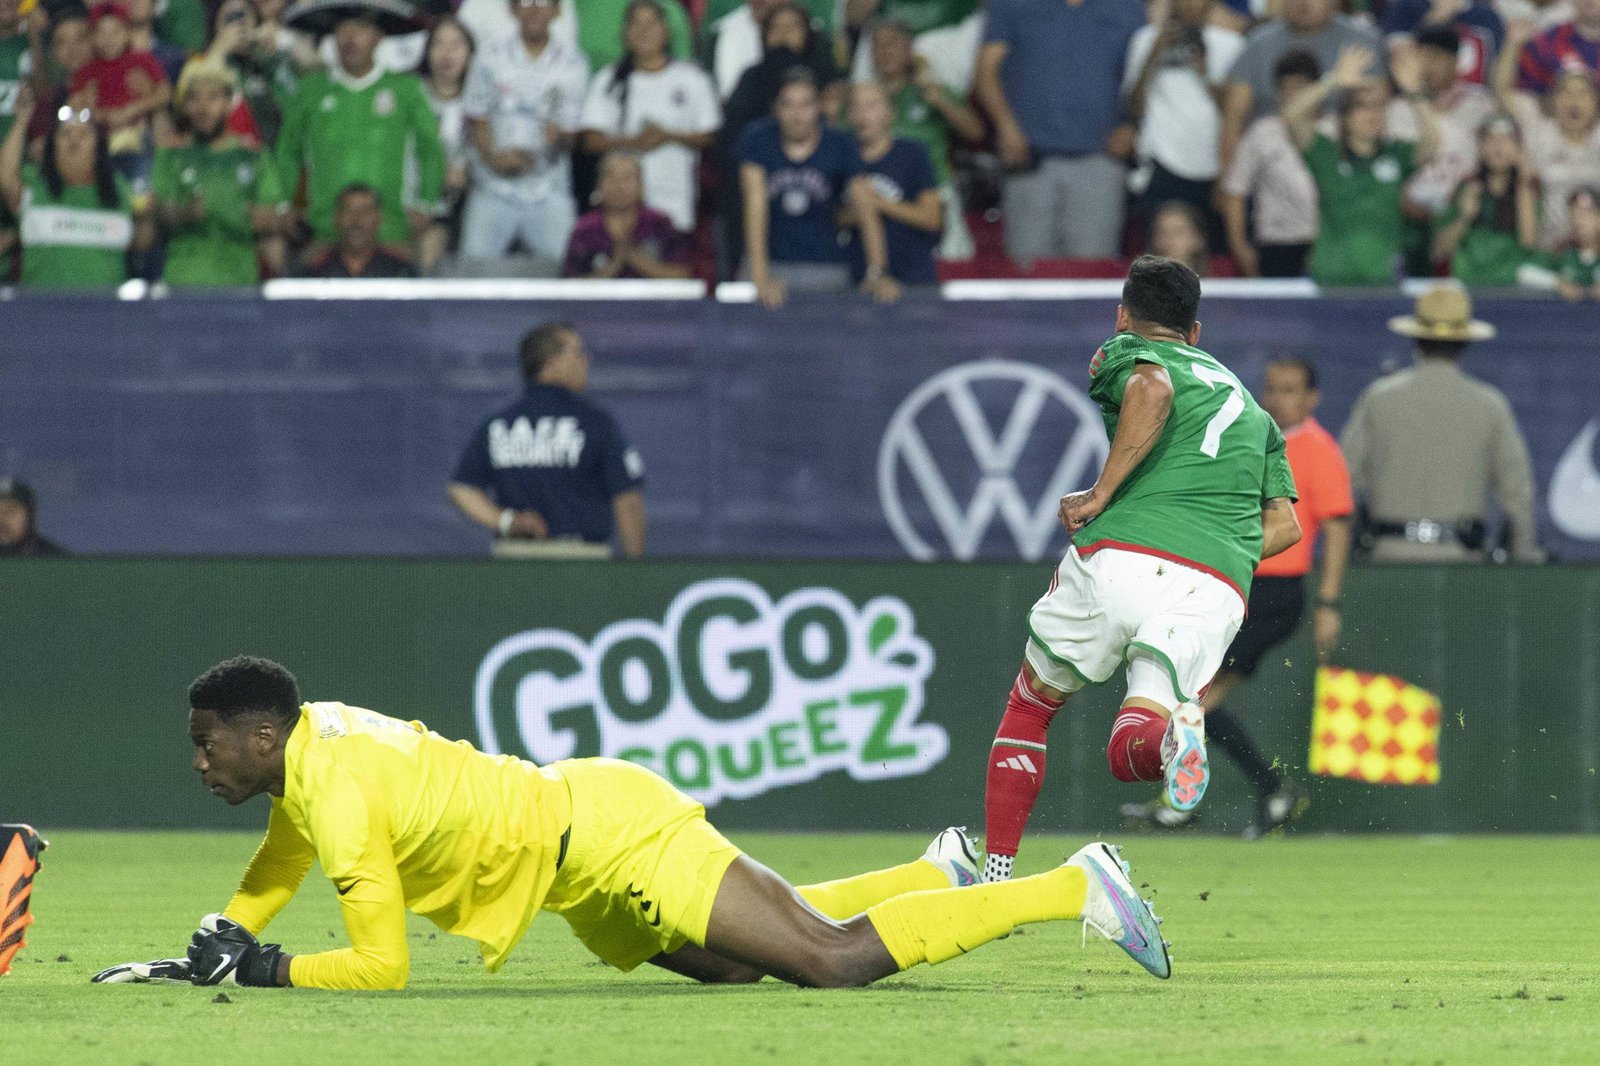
left=1339, top=284, right=1543, bottom=563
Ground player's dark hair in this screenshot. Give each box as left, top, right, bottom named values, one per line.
left=1417, top=339, right=1468, bottom=360
left=189, top=656, right=301, bottom=727
left=1121, top=255, right=1201, bottom=333
left=520, top=322, right=577, bottom=380
left=1267, top=356, right=1318, bottom=390
left=1273, top=50, right=1320, bottom=86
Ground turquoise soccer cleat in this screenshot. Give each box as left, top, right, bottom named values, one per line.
left=1066, top=842, right=1171, bottom=979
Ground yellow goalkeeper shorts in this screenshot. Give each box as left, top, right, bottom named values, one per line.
left=541, top=758, right=742, bottom=972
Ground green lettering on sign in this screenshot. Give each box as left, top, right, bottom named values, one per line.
left=855, top=686, right=917, bottom=763
left=804, top=699, right=847, bottom=756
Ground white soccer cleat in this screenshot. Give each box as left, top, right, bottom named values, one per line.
left=1161, top=702, right=1209, bottom=813
left=921, top=826, right=981, bottom=887
left=1065, top=842, right=1171, bottom=979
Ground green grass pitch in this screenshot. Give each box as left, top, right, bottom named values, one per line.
left=8, top=831, right=1599, bottom=1065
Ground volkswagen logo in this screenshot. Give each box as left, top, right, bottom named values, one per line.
left=878, top=360, right=1108, bottom=560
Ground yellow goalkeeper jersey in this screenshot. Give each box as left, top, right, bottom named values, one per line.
left=222, top=702, right=571, bottom=990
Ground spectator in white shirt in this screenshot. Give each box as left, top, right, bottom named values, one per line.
left=579, top=0, right=720, bottom=232
left=1494, top=15, right=1600, bottom=248
left=1121, top=0, right=1244, bottom=248
left=459, top=0, right=590, bottom=264
left=1219, top=49, right=1321, bottom=276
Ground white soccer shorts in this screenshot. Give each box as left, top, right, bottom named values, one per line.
left=1022, top=546, right=1246, bottom=705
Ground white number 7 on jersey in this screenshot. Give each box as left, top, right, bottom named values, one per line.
left=1190, top=365, right=1245, bottom=458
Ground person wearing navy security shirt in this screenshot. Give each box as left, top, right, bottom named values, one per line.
left=736, top=68, right=898, bottom=307
left=846, top=81, right=941, bottom=286
left=448, top=323, right=646, bottom=558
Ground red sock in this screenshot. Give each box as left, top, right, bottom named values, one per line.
left=1107, top=705, right=1167, bottom=782
left=984, top=670, right=1065, bottom=858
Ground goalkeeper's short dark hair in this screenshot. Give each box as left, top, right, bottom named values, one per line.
left=189, top=656, right=301, bottom=727
left=1122, top=255, right=1201, bottom=333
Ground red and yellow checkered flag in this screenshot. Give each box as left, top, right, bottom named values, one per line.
left=1309, top=667, right=1442, bottom=785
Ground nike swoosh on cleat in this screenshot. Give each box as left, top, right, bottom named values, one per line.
left=208, top=959, right=232, bottom=984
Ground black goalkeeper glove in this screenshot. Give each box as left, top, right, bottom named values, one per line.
left=91, top=957, right=193, bottom=984
left=187, top=913, right=284, bottom=987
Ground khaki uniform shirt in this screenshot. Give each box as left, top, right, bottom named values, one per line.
left=1340, top=358, right=1541, bottom=562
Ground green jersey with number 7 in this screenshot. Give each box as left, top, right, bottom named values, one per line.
left=1075, top=333, right=1298, bottom=601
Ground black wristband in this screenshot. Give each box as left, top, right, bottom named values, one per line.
left=238, top=943, right=285, bottom=987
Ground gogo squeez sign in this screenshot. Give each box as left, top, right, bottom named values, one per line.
left=473, top=579, right=947, bottom=805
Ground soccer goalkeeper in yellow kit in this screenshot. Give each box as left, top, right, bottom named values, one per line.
left=93, top=657, right=1171, bottom=990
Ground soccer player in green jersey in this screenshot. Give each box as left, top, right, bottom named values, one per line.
left=153, top=58, right=287, bottom=285
left=981, top=255, right=1303, bottom=882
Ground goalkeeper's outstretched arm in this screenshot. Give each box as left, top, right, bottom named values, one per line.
left=222, top=800, right=315, bottom=936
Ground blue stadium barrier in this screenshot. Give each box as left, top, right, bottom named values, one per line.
left=2, top=291, right=1596, bottom=559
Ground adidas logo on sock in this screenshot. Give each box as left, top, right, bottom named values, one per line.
left=994, top=754, right=1038, bottom=773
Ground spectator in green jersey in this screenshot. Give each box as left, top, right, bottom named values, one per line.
left=276, top=7, right=444, bottom=266
left=1431, top=112, right=1540, bottom=285
left=153, top=58, right=287, bottom=285
left=0, top=85, right=153, bottom=287
left=1553, top=185, right=1600, bottom=300
left=1286, top=43, right=1439, bottom=285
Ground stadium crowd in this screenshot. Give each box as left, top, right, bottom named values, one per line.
left=0, top=0, right=1597, bottom=296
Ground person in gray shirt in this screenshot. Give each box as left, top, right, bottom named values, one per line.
left=1340, top=285, right=1543, bottom=563
left=1219, top=0, right=1380, bottom=174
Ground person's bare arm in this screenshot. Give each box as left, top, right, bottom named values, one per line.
left=1219, top=190, right=1258, bottom=276
left=1393, top=50, right=1440, bottom=166
left=1284, top=45, right=1373, bottom=151
left=1312, top=515, right=1351, bottom=660
left=468, top=117, right=533, bottom=178
left=446, top=482, right=547, bottom=538
left=1059, top=363, right=1173, bottom=531
left=1125, top=26, right=1170, bottom=125
left=1260, top=496, right=1303, bottom=560
left=1218, top=81, right=1252, bottom=175
left=973, top=41, right=1030, bottom=169
left=740, top=161, right=783, bottom=308
left=1514, top=167, right=1540, bottom=249
left=612, top=490, right=646, bottom=557
left=0, top=87, right=31, bottom=215
left=874, top=187, right=944, bottom=232
left=919, top=78, right=985, bottom=145
left=1492, top=16, right=1536, bottom=113
left=848, top=175, right=900, bottom=302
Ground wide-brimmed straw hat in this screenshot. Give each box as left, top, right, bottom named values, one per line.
left=1387, top=284, right=1496, bottom=342
left=282, top=0, right=431, bottom=37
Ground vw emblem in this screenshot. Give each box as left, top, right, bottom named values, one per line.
left=878, top=360, right=1108, bottom=561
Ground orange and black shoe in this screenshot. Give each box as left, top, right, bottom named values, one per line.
left=0, top=824, right=48, bottom=977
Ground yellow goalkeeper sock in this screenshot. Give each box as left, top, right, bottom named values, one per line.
left=797, top=859, right=950, bottom=920
left=865, top=865, right=1088, bottom=969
